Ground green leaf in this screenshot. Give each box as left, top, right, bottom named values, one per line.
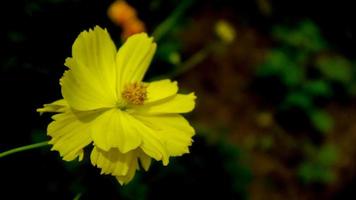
left=298, top=144, right=338, bottom=184
left=298, top=20, right=327, bottom=52
left=257, top=50, right=291, bottom=76
left=303, top=80, right=332, bottom=97
left=309, top=110, right=333, bottom=133
left=282, top=64, right=304, bottom=87
left=258, top=49, right=304, bottom=87
left=282, top=92, right=313, bottom=110
left=298, top=162, right=316, bottom=183
left=298, top=161, right=336, bottom=184
left=272, top=20, right=327, bottom=52
left=316, top=55, right=352, bottom=83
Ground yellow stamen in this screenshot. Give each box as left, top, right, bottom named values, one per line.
left=122, top=82, right=147, bottom=105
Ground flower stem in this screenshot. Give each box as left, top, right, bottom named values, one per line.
left=73, top=193, right=82, bottom=200
left=169, top=44, right=213, bottom=78
left=0, top=141, right=50, bottom=159
left=152, top=0, right=193, bottom=42
left=150, top=42, right=217, bottom=81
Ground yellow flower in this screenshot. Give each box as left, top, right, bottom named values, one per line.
left=38, top=26, right=196, bottom=185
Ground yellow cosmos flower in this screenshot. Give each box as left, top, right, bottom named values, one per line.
left=37, top=26, right=196, bottom=185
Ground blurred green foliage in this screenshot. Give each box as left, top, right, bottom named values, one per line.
left=257, top=20, right=356, bottom=134
left=256, top=20, right=354, bottom=186
left=272, top=20, right=327, bottom=53
left=217, top=139, right=252, bottom=196
left=316, top=55, right=353, bottom=85
left=155, top=41, right=182, bottom=66
left=298, top=145, right=338, bottom=184
left=309, top=110, right=333, bottom=134
left=258, top=50, right=303, bottom=88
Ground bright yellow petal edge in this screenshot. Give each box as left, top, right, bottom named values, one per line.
left=37, top=26, right=196, bottom=185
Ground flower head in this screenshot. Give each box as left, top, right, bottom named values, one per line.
left=107, top=0, right=146, bottom=40
left=38, top=26, right=196, bottom=184
left=108, top=0, right=137, bottom=25
left=121, top=19, right=146, bottom=40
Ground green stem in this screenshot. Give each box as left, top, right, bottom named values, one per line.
left=73, top=193, right=82, bottom=200
left=0, top=141, right=50, bottom=158
left=170, top=45, right=212, bottom=78
left=150, top=42, right=217, bottom=81
left=152, top=0, right=192, bottom=42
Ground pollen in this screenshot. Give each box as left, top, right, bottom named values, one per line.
left=122, top=82, right=148, bottom=105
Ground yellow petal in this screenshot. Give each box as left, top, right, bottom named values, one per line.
left=36, top=99, right=68, bottom=114
left=116, top=33, right=156, bottom=95
left=134, top=114, right=195, bottom=157
left=48, top=110, right=97, bottom=161
left=91, top=147, right=150, bottom=184
left=133, top=93, right=196, bottom=115
left=131, top=117, right=169, bottom=165
left=138, top=150, right=151, bottom=171
left=90, top=146, right=137, bottom=176
left=61, top=26, right=118, bottom=111
left=98, top=110, right=168, bottom=164
left=145, top=79, right=178, bottom=103
left=116, top=156, right=139, bottom=185
left=90, top=109, right=142, bottom=153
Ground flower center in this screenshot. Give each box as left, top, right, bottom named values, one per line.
left=121, top=82, right=147, bottom=105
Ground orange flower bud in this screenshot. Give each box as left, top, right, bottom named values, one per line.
left=107, top=0, right=137, bottom=26
left=121, top=18, right=146, bottom=40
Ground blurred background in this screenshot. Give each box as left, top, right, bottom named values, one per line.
left=1, top=0, right=356, bottom=199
